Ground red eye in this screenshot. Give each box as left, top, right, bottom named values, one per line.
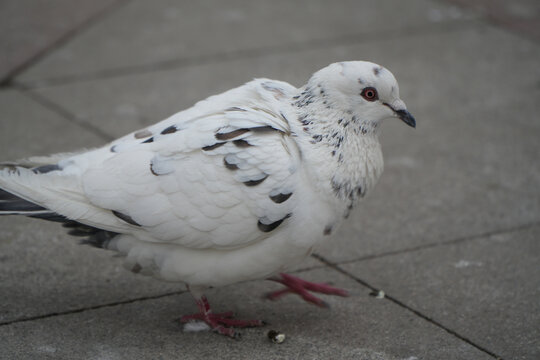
left=361, top=87, right=378, bottom=102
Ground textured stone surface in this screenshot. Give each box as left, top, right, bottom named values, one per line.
left=17, top=0, right=476, bottom=84
left=342, top=225, right=540, bottom=360
left=0, top=0, right=121, bottom=82
left=0, top=268, right=492, bottom=360
left=0, top=90, right=106, bottom=159
left=447, top=0, right=540, bottom=42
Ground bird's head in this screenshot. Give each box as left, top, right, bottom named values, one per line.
left=305, top=61, right=416, bottom=129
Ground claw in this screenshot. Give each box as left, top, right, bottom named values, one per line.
left=182, top=295, right=266, bottom=338
left=266, top=273, right=348, bottom=307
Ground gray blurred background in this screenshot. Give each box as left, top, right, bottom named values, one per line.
left=0, top=1, right=539, bottom=359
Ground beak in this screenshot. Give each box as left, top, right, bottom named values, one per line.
left=395, top=109, right=416, bottom=128
left=383, top=101, right=416, bottom=128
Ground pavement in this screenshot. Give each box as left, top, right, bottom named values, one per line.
left=0, top=0, right=539, bottom=359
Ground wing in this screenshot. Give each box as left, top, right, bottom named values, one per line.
left=0, top=79, right=301, bottom=250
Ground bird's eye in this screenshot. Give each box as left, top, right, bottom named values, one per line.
left=361, top=87, right=378, bottom=102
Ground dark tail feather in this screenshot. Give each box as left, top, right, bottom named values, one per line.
left=0, top=187, right=118, bottom=249
left=78, top=228, right=118, bottom=249
left=0, top=188, right=48, bottom=213
left=0, top=188, right=19, bottom=200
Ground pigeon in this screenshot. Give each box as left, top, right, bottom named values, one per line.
left=0, top=61, right=415, bottom=338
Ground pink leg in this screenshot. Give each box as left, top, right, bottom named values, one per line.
left=180, top=294, right=265, bottom=339
left=265, top=273, right=349, bottom=307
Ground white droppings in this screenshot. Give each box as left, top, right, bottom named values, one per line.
left=272, top=333, right=285, bottom=344
left=273, top=333, right=286, bottom=344
left=267, top=330, right=286, bottom=344
left=370, top=289, right=386, bottom=299
left=183, top=321, right=211, bottom=332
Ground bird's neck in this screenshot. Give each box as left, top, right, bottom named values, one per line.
left=291, top=89, right=384, bottom=214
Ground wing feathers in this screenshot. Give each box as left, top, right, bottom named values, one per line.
left=1, top=79, right=301, bottom=251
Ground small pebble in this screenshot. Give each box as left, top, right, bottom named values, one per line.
left=267, top=330, right=286, bottom=344
left=369, top=290, right=385, bottom=299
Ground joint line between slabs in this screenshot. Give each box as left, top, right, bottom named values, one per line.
left=0, top=0, right=133, bottom=87
left=0, top=290, right=186, bottom=327
left=19, top=20, right=481, bottom=90
left=335, top=221, right=540, bottom=266
left=15, top=85, right=115, bottom=142
left=312, top=253, right=504, bottom=360
left=0, top=265, right=321, bottom=327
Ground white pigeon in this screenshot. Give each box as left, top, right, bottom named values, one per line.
left=0, top=61, right=415, bottom=338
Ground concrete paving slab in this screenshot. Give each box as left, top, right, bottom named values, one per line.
left=17, top=0, right=478, bottom=84
left=27, top=24, right=540, bottom=263
left=447, top=0, right=540, bottom=42
left=0, top=267, right=492, bottom=360
left=0, top=90, right=106, bottom=160
left=28, top=21, right=540, bottom=136
left=342, top=225, right=540, bottom=360
left=0, top=0, right=121, bottom=82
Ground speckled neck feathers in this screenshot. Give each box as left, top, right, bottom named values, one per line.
left=291, top=83, right=384, bottom=212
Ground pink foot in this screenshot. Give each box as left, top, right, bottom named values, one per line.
left=265, top=273, right=349, bottom=307
left=180, top=295, right=265, bottom=338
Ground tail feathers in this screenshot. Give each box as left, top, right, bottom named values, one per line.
left=0, top=188, right=48, bottom=214
left=0, top=187, right=118, bottom=249
left=78, top=228, right=118, bottom=249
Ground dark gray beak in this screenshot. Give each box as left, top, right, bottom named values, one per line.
left=395, top=109, right=416, bottom=128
